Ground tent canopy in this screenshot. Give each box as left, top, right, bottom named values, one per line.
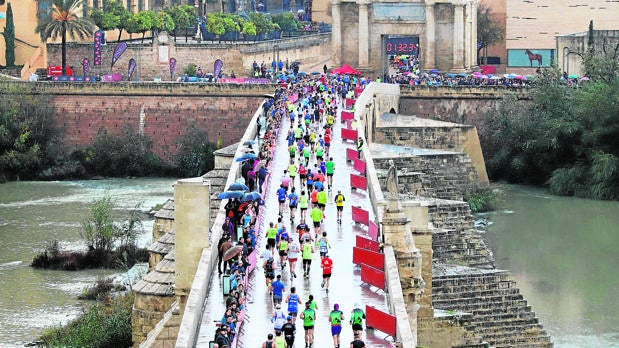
left=331, top=64, right=362, bottom=75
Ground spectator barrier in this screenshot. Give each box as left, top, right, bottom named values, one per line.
left=351, top=205, right=369, bottom=226
left=355, top=235, right=380, bottom=252
left=353, top=159, right=366, bottom=175
left=368, top=221, right=379, bottom=242
left=352, top=247, right=384, bottom=270
left=361, top=264, right=385, bottom=290
left=350, top=173, right=367, bottom=191
left=341, top=128, right=358, bottom=142
left=366, top=305, right=397, bottom=339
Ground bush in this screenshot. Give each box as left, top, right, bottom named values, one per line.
left=184, top=63, right=197, bottom=76
left=40, top=293, right=134, bottom=347
left=79, top=277, right=127, bottom=301
left=271, top=12, right=299, bottom=32
left=465, top=187, right=501, bottom=213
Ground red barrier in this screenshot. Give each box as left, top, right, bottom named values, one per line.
left=350, top=173, right=367, bottom=191
left=345, top=98, right=355, bottom=108
left=351, top=206, right=369, bottom=225
left=353, top=159, right=366, bottom=175
left=341, top=110, right=354, bottom=121
left=354, top=87, right=364, bottom=97
left=352, top=247, right=384, bottom=269
left=366, top=305, right=396, bottom=339
left=361, top=264, right=385, bottom=290
left=356, top=235, right=380, bottom=252
left=368, top=221, right=379, bottom=242
left=346, top=148, right=358, bottom=162
left=341, top=128, right=358, bottom=142
left=346, top=120, right=353, bottom=129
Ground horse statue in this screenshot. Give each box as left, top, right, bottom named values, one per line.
left=525, top=49, right=543, bottom=67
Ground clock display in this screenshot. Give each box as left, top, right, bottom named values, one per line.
left=385, top=37, right=420, bottom=55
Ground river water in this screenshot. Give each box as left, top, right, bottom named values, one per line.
left=485, top=185, right=619, bottom=348
left=1, top=181, right=617, bottom=347
left=0, top=179, right=176, bottom=347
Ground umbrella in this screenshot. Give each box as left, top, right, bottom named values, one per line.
left=241, top=147, right=255, bottom=153
left=446, top=73, right=456, bottom=78
left=311, top=72, right=321, bottom=75
left=579, top=76, right=590, bottom=81
left=507, top=73, right=517, bottom=79
left=297, top=72, right=308, bottom=76
left=217, top=191, right=245, bottom=199
left=429, top=69, right=440, bottom=73
left=457, top=73, right=468, bottom=77
left=228, top=182, right=249, bottom=191
left=568, top=74, right=579, bottom=79
left=223, top=245, right=244, bottom=262
left=236, top=153, right=258, bottom=162
left=241, top=191, right=262, bottom=202
left=243, top=140, right=257, bottom=145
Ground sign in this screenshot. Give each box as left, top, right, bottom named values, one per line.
left=351, top=206, right=369, bottom=226
left=508, top=49, right=555, bottom=67
left=352, top=247, right=384, bottom=269
left=356, top=235, right=380, bottom=252
left=111, top=42, right=128, bottom=68
left=366, top=305, right=396, bottom=338
left=346, top=148, right=358, bottom=162
left=353, top=159, right=366, bottom=175
left=385, top=37, right=420, bottom=55
left=361, top=264, right=385, bottom=290
left=341, top=128, right=358, bottom=142
left=350, top=173, right=367, bottom=191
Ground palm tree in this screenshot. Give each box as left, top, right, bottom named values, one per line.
left=36, top=0, right=95, bottom=76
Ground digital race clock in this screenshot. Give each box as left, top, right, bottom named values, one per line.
left=385, top=37, right=420, bottom=55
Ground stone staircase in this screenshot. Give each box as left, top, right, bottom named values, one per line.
left=432, top=265, right=553, bottom=348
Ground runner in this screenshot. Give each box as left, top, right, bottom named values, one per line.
left=309, top=204, right=323, bottom=236
left=288, top=187, right=299, bottom=224
left=326, top=157, right=335, bottom=189
left=264, top=256, right=275, bottom=287
left=271, top=302, right=287, bottom=333
left=281, top=316, right=296, bottom=348
left=274, top=330, right=286, bottom=348
left=300, top=301, right=315, bottom=348
left=277, top=185, right=287, bottom=216
left=299, top=163, right=308, bottom=187
left=286, top=238, right=300, bottom=278
left=356, top=137, right=364, bottom=159
left=270, top=275, right=285, bottom=305
left=278, top=236, right=288, bottom=270
left=320, top=252, right=333, bottom=293
left=316, top=232, right=331, bottom=258
left=334, top=190, right=346, bottom=224
left=287, top=160, right=297, bottom=188
left=298, top=190, right=309, bottom=223
left=266, top=222, right=278, bottom=255
left=349, top=333, right=366, bottom=348
left=301, top=238, right=315, bottom=278
left=350, top=303, right=366, bottom=337
left=316, top=187, right=327, bottom=212
left=285, top=286, right=302, bottom=324
left=329, top=303, right=344, bottom=348
left=261, top=333, right=274, bottom=348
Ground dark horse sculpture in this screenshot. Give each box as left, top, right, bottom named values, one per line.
left=525, top=49, right=543, bottom=66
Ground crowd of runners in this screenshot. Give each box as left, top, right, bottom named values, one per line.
left=213, top=73, right=371, bottom=348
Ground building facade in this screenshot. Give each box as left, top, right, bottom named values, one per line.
left=329, top=0, right=479, bottom=76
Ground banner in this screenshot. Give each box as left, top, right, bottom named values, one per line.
left=128, top=58, right=136, bottom=81
left=169, top=58, right=177, bottom=80
left=83, top=58, right=89, bottom=76
left=214, top=59, right=223, bottom=78
left=93, top=30, right=105, bottom=66
left=111, top=42, right=128, bottom=69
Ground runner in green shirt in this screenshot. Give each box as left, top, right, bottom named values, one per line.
left=316, top=188, right=327, bottom=211
left=326, top=157, right=335, bottom=189
left=301, top=239, right=314, bottom=278
left=299, top=190, right=309, bottom=223
left=329, top=304, right=344, bottom=348
left=310, top=205, right=323, bottom=236
left=300, top=302, right=315, bottom=347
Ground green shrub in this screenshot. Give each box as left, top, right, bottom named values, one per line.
left=184, top=63, right=197, bottom=76
left=40, top=293, right=134, bottom=347
left=465, top=187, right=501, bottom=213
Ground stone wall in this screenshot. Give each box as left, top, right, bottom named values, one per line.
left=0, top=81, right=269, bottom=163
left=374, top=154, right=481, bottom=201
left=47, top=33, right=331, bottom=81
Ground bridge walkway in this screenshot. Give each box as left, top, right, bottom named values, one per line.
left=196, top=93, right=392, bottom=347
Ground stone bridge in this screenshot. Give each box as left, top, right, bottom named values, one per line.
left=130, top=81, right=551, bottom=348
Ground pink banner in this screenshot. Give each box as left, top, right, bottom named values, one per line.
left=354, top=87, right=364, bottom=97
left=368, top=221, right=379, bottom=241
left=356, top=235, right=380, bottom=252
left=347, top=148, right=358, bottom=162
left=352, top=247, right=384, bottom=269
left=219, top=78, right=271, bottom=84
left=361, top=264, right=385, bottom=290
left=341, top=110, right=354, bottom=121
left=351, top=173, right=367, bottom=191
left=353, top=159, right=366, bottom=175
left=352, top=205, right=369, bottom=225
left=345, top=98, right=355, bottom=107
left=341, top=128, right=358, bottom=142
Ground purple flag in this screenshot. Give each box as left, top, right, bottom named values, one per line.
left=111, top=42, right=128, bottom=69
left=214, top=59, right=223, bottom=78
left=93, top=30, right=105, bottom=66
left=169, top=58, right=177, bottom=80
left=128, top=58, right=136, bottom=81
left=83, top=57, right=89, bottom=76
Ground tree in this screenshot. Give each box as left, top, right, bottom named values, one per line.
left=2, top=2, right=15, bottom=67
left=132, top=10, right=156, bottom=41
left=35, top=0, right=95, bottom=76
left=176, top=127, right=215, bottom=177
left=476, top=3, right=504, bottom=65
left=89, top=0, right=131, bottom=41
left=166, top=5, right=196, bottom=42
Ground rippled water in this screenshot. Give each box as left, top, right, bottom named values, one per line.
left=485, top=185, right=619, bottom=348
left=0, top=179, right=175, bottom=346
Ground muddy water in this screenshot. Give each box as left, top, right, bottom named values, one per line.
left=0, top=179, right=175, bottom=346
left=485, top=185, right=619, bottom=347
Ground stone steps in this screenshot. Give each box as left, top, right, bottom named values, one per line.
left=432, top=267, right=552, bottom=347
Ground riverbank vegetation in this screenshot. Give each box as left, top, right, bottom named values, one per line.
left=478, top=54, right=619, bottom=200
left=31, top=195, right=148, bottom=270
left=39, top=292, right=134, bottom=347
left=0, top=87, right=215, bottom=182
